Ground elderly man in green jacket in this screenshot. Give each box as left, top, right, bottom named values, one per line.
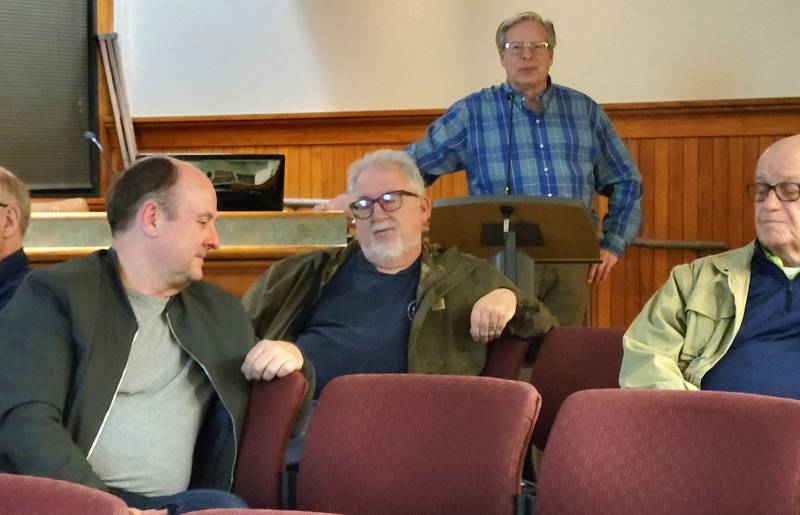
left=621, top=134, right=800, bottom=398
left=242, top=149, right=557, bottom=398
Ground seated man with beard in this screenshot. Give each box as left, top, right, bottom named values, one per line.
left=241, top=149, right=556, bottom=397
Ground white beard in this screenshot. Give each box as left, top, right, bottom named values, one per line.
left=362, top=237, right=407, bottom=264
left=361, top=223, right=420, bottom=267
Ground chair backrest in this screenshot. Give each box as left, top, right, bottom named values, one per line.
left=232, top=370, right=309, bottom=508
left=185, top=510, right=339, bottom=515
left=296, top=373, right=541, bottom=515
left=481, top=332, right=531, bottom=379
left=0, top=473, right=129, bottom=515
left=528, top=326, right=624, bottom=449
left=536, top=389, right=800, bottom=515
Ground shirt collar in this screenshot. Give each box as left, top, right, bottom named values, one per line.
left=759, top=240, right=800, bottom=280
left=503, top=76, right=554, bottom=110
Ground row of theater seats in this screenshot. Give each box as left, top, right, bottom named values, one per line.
left=3, top=328, right=800, bottom=514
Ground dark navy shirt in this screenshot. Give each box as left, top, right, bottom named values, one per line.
left=0, top=248, right=30, bottom=312
left=295, top=250, right=421, bottom=398
left=702, top=245, right=800, bottom=399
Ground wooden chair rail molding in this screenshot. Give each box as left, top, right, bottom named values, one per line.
left=631, top=238, right=727, bottom=252
left=119, top=97, right=800, bottom=148
left=92, top=96, right=800, bottom=328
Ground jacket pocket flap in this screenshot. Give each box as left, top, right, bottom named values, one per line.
left=685, top=287, right=735, bottom=320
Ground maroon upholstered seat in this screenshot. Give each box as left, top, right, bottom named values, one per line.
left=481, top=332, right=532, bottom=379
left=536, top=389, right=800, bottom=515
left=528, top=326, right=624, bottom=450
left=186, top=510, right=339, bottom=515
left=233, top=370, right=309, bottom=508
left=297, top=373, right=541, bottom=515
left=0, top=473, right=129, bottom=515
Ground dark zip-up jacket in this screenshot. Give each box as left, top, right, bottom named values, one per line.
left=0, top=249, right=253, bottom=493
left=0, top=248, right=30, bottom=312
left=243, top=240, right=558, bottom=376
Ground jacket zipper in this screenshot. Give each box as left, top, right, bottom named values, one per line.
left=86, top=330, right=137, bottom=459
left=165, top=312, right=238, bottom=490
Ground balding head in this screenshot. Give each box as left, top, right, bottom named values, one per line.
left=757, top=134, right=800, bottom=174
left=753, top=134, right=800, bottom=265
left=106, top=155, right=182, bottom=235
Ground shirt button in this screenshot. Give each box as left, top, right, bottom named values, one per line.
left=539, top=144, right=544, bottom=149
left=547, top=193, right=553, bottom=197
left=544, top=167, right=549, bottom=172
left=536, top=119, right=540, bottom=124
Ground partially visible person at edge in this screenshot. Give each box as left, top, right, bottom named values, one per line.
left=0, top=156, right=307, bottom=514
left=621, top=135, right=800, bottom=400
left=317, top=11, right=642, bottom=326
left=0, top=166, right=31, bottom=312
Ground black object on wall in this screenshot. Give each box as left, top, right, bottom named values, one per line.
left=0, top=0, right=99, bottom=196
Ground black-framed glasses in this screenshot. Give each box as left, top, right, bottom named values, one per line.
left=503, top=41, right=550, bottom=56
left=348, top=190, right=419, bottom=219
left=746, top=182, right=800, bottom=202
left=0, top=202, right=7, bottom=208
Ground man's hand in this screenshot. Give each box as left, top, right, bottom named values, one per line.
left=241, top=340, right=304, bottom=381
left=128, top=509, right=167, bottom=515
left=470, top=288, right=517, bottom=343
left=588, top=248, right=619, bottom=284
left=314, top=193, right=352, bottom=218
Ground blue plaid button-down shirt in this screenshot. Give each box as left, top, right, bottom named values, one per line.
left=407, top=80, right=642, bottom=255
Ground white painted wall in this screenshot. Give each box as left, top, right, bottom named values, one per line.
left=114, top=0, right=800, bottom=117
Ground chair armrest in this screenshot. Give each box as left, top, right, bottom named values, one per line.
left=481, top=332, right=532, bottom=379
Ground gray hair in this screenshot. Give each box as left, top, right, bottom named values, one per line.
left=495, top=11, right=556, bottom=52
left=0, top=166, right=31, bottom=236
left=347, top=150, right=425, bottom=196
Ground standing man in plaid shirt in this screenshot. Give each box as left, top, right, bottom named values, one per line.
left=321, top=11, right=642, bottom=326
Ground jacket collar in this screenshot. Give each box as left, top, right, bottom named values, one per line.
left=711, top=241, right=756, bottom=296
left=0, top=247, right=29, bottom=285
left=711, top=241, right=755, bottom=275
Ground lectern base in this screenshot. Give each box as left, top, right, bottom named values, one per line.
left=491, top=250, right=589, bottom=327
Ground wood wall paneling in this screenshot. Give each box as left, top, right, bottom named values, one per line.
left=96, top=98, right=800, bottom=328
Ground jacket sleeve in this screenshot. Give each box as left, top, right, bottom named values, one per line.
left=506, top=286, right=559, bottom=338
left=241, top=265, right=283, bottom=339
left=474, top=259, right=558, bottom=338
left=241, top=252, right=325, bottom=341
left=0, top=272, right=106, bottom=489
left=619, top=264, right=699, bottom=390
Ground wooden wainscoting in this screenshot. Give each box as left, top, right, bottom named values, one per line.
left=101, top=97, right=800, bottom=328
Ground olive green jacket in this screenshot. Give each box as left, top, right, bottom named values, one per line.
left=620, top=242, right=753, bottom=390
left=0, top=249, right=253, bottom=493
left=242, top=240, right=557, bottom=376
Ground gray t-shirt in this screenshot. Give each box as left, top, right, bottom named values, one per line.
left=87, top=288, right=213, bottom=496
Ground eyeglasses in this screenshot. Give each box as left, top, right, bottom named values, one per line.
left=348, top=190, right=419, bottom=219
left=503, top=41, right=550, bottom=56
left=746, top=182, right=800, bottom=202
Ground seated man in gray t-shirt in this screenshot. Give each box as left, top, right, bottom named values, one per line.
left=0, top=157, right=305, bottom=513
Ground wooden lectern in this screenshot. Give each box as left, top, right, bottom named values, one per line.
left=428, top=195, right=601, bottom=286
